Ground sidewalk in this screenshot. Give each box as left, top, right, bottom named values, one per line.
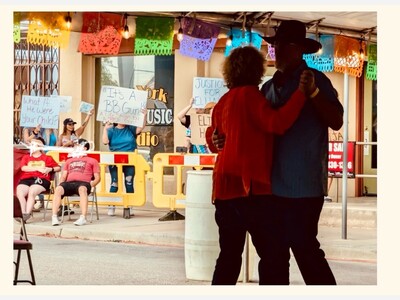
left=16, top=196, right=377, bottom=263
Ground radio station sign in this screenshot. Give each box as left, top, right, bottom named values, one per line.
left=328, top=141, right=356, bottom=178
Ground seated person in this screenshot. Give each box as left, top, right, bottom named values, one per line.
left=15, top=137, right=61, bottom=221
left=51, top=139, right=100, bottom=226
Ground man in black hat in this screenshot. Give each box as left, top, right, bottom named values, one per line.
left=210, top=19, right=342, bottom=285
left=259, top=20, right=343, bottom=285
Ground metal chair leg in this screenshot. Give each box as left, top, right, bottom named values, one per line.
left=26, top=249, right=36, bottom=285
left=14, top=249, right=36, bottom=285
left=13, top=250, right=22, bottom=285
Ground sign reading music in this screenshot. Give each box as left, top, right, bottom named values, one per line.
left=328, top=141, right=356, bottom=178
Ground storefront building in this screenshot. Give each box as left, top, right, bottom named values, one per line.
left=13, top=11, right=377, bottom=198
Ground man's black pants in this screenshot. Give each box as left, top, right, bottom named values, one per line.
left=273, top=195, right=337, bottom=285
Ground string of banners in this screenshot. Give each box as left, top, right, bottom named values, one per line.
left=14, top=12, right=377, bottom=79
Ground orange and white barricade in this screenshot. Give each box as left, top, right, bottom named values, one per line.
left=148, top=153, right=216, bottom=221
left=46, top=150, right=150, bottom=218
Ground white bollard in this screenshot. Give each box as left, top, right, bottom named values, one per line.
left=184, top=170, right=219, bottom=281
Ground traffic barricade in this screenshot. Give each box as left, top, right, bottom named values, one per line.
left=46, top=150, right=150, bottom=218
left=148, top=152, right=216, bottom=221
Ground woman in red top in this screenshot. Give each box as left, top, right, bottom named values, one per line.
left=208, top=46, right=316, bottom=285
left=16, top=137, right=61, bottom=221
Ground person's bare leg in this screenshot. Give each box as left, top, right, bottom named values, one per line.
left=16, top=185, right=29, bottom=213
left=78, top=186, right=88, bottom=218
left=26, top=185, right=45, bottom=214
left=52, top=186, right=65, bottom=216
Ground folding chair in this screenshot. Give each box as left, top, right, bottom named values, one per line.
left=13, top=195, right=36, bottom=285
left=40, top=171, right=57, bottom=221
left=61, top=186, right=99, bottom=223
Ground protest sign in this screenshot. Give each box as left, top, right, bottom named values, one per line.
left=192, top=77, right=228, bottom=108
left=79, top=101, right=94, bottom=114
left=20, top=96, right=60, bottom=129
left=189, top=113, right=212, bottom=145
left=51, top=95, right=72, bottom=113
left=97, top=86, right=148, bottom=126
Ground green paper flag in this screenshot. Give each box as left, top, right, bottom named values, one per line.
left=366, top=44, right=377, bottom=81
left=134, top=17, right=174, bottom=56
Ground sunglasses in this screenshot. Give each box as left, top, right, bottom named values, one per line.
left=67, top=123, right=75, bottom=126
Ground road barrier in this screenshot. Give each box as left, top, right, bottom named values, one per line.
left=46, top=150, right=150, bottom=218
left=148, top=153, right=216, bottom=221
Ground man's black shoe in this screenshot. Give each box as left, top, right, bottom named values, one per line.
left=57, top=205, right=75, bottom=217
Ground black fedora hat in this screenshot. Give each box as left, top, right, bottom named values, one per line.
left=262, top=20, right=322, bottom=54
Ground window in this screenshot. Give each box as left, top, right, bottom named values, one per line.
left=98, top=55, right=175, bottom=159
left=14, top=35, right=60, bottom=142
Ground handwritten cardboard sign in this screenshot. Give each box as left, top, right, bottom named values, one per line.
left=189, top=113, right=212, bottom=145
left=51, top=95, right=72, bottom=113
left=79, top=101, right=94, bottom=114
left=97, top=86, right=148, bottom=127
left=20, top=96, right=60, bottom=129
left=192, top=77, right=228, bottom=108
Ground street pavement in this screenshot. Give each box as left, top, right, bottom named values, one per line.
left=10, top=196, right=379, bottom=293
left=13, top=234, right=376, bottom=286
left=10, top=198, right=378, bottom=286
left=17, top=196, right=377, bottom=263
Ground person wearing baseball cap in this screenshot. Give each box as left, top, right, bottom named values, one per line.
left=57, top=108, right=95, bottom=147
left=63, top=118, right=77, bottom=126
left=259, top=20, right=342, bottom=285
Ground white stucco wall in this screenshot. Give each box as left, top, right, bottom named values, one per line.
left=59, top=32, right=95, bottom=142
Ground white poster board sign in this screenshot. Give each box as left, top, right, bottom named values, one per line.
left=51, top=95, right=72, bottom=113
left=20, top=95, right=60, bottom=129
left=192, top=77, right=228, bottom=108
left=97, top=85, right=147, bottom=127
left=79, top=101, right=94, bottom=114
left=189, top=113, right=212, bottom=145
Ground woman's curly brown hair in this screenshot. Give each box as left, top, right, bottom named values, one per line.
left=222, top=46, right=266, bottom=89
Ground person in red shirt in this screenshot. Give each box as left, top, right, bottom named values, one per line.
left=15, top=137, right=61, bottom=221
left=51, top=139, right=100, bottom=226
left=206, top=46, right=317, bottom=285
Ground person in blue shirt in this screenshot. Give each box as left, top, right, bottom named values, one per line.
left=258, top=20, right=343, bottom=285
left=42, top=128, right=58, bottom=147
left=102, top=109, right=147, bottom=216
